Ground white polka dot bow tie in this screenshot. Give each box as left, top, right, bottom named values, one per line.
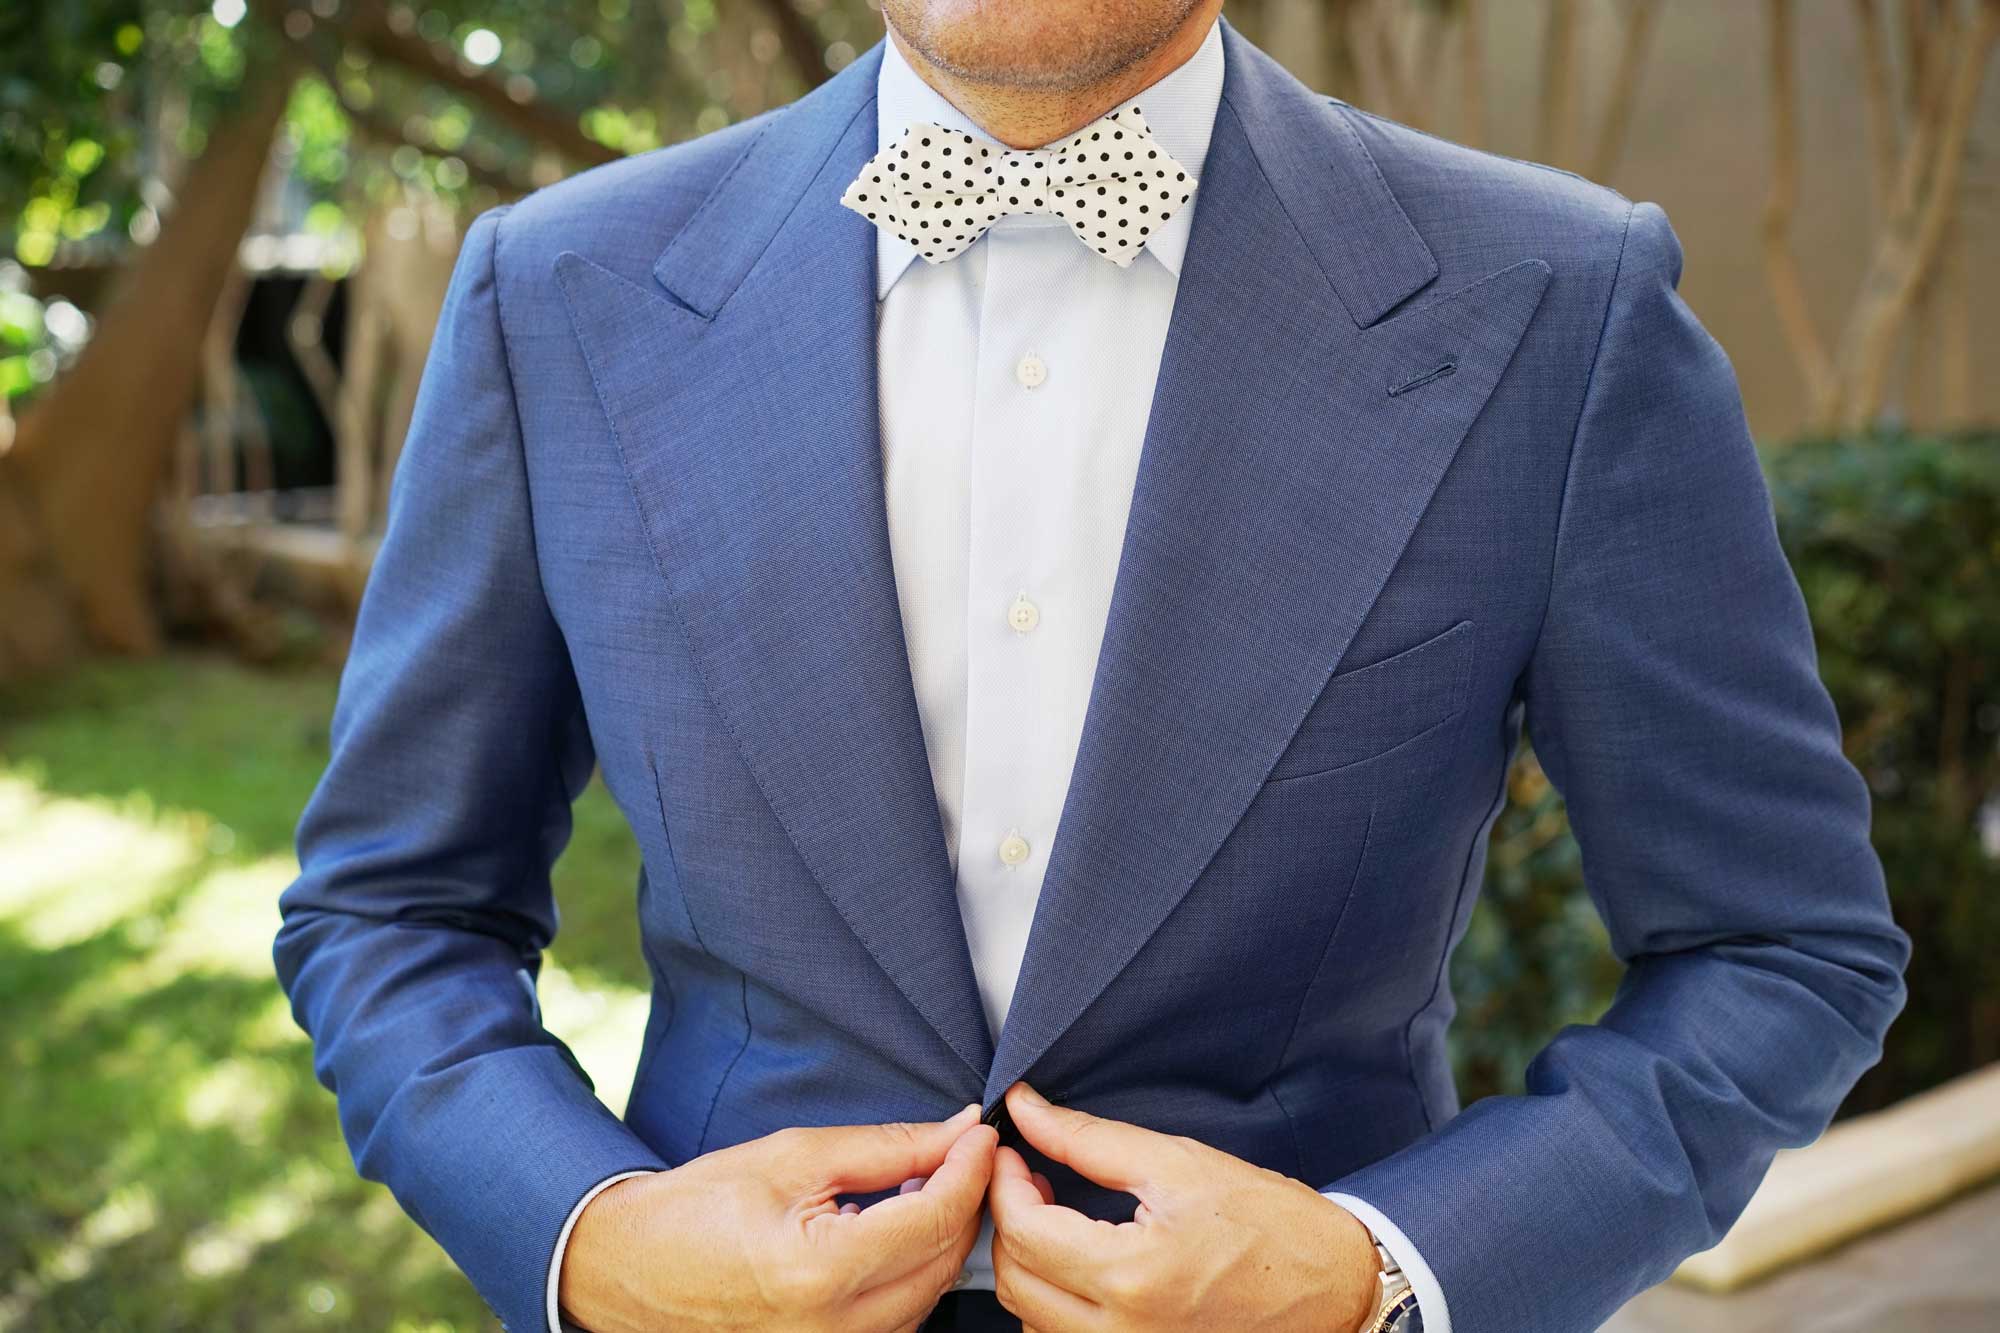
left=839, top=102, right=1197, bottom=268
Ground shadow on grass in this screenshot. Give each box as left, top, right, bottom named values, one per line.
left=0, top=651, right=653, bottom=992
left=0, top=653, right=658, bottom=1330
left=0, top=864, right=493, bottom=1331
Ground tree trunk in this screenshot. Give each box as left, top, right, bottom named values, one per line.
left=1267, top=0, right=1332, bottom=95
left=749, top=0, right=832, bottom=88
left=1460, top=0, right=1489, bottom=148
left=1586, top=0, right=1661, bottom=183
left=1536, top=0, right=1580, bottom=168
left=1762, top=0, right=1836, bottom=412
left=1832, top=0, right=1999, bottom=430
left=1852, top=0, right=1899, bottom=222
left=0, top=469, right=81, bottom=678
left=343, top=3, right=619, bottom=167
left=3, top=73, right=292, bottom=660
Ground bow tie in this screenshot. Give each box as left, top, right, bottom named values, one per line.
left=840, top=102, right=1197, bottom=268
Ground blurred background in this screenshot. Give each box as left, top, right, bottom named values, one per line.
left=0, top=1, right=1995, bottom=1329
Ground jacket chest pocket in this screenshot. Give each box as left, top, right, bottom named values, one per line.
left=1265, top=619, right=1475, bottom=782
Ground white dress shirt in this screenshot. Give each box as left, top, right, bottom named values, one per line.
left=548, top=19, right=1448, bottom=1331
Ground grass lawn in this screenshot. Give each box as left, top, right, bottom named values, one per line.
left=0, top=651, right=651, bottom=1331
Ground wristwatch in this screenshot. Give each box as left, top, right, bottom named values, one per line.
left=1360, top=1229, right=1422, bottom=1333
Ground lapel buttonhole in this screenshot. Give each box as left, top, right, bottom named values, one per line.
left=1387, top=360, right=1458, bottom=397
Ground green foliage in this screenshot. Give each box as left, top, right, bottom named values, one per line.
left=0, top=652, right=648, bottom=988
left=0, top=0, right=267, bottom=263
left=0, top=653, right=340, bottom=857
left=1448, top=747, right=1620, bottom=1103
left=0, top=265, right=94, bottom=403
left=0, top=652, right=646, bottom=1325
left=1, top=0, right=886, bottom=276
left=1766, top=430, right=2000, bottom=1111
left=1452, top=429, right=2000, bottom=1115
left=0, top=281, right=51, bottom=398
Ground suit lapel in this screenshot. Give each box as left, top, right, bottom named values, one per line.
left=553, top=19, right=1551, bottom=1102
left=983, top=21, right=1551, bottom=1102
left=554, top=43, right=997, bottom=1081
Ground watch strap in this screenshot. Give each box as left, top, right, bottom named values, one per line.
left=1361, top=1230, right=1418, bottom=1333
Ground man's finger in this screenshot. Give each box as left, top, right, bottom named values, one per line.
left=987, top=1144, right=1134, bottom=1297
left=786, top=1103, right=981, bottom=1196
left=1003, top=1082, right=1170, bottom=1195
left=994, top=1227, right=1112, bottom=1333
left=987, top=1141, right=1049, bottom=1217
left=846, top=1189, right=986, bottom=1331
left=836, top=1123, right=998, bottom=1286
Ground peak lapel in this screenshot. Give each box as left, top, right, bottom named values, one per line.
left=984, top=22, right=1551, bottom=1103
left=555, top=42, right=996, bottom=1081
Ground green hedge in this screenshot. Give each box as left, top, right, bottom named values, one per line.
left=1451, top=430, right=2000, bottom=1114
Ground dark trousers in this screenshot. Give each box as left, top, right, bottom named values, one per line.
left=921, top=1290, right=1023, bottom=1332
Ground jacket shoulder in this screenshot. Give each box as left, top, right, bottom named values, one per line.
left=490, top=108, right=781, bottom=287
left=1331, top=101, right=1637, bottom=291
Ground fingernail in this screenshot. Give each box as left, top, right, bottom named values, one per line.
left=948, top=1102, right=980, bottom=1126
left=1013, top=1082, right=1049, bottom=1107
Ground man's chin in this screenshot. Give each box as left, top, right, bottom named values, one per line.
left=884, top=0, right=1202, bottom=93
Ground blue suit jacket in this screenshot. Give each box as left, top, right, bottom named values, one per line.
left=275, top=17, right=1908, bottom=1332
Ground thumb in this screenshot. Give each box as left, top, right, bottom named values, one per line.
left=784, top=1103, right=982, bottom=1196
left=1003, top=1083, right=1168, bottom=1196
left=834, top=1123, right=998, bottom=1283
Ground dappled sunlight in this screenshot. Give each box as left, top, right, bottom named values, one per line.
left=0, top=732, right=652, bottom=1329
left=179, top=1161, right=337, bottom=1280
left=158, top=855, right=298, bottom=977
left=0, top=1184, right=159, bottom=1332
left=537, top=957, right=650, bottom=1117
left=0, top=770, right=196, bottom=947
left=182, top=1056, right=291, bottom=1143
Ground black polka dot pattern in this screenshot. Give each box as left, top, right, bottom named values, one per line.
left=839, top=104, right=1197, bottom=268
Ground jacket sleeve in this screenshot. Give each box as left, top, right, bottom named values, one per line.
left=273, top=204, right=669, bottom=1332
left=1325, top=201, right=1910, bottom=1333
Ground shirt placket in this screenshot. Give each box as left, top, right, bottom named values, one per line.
left=955, top=220, right=1077, bottom=1042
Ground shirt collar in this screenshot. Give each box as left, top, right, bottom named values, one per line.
left=871, top=16, right=1225, bottom=299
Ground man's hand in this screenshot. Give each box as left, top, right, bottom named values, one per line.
left=559, top=1103, right=998, bottom=1333
left=986, top=1083, right=1381, bottom=1333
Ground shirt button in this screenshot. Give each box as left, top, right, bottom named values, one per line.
left=1015, top=354, right=1047, bottom=388
left=1007, top=593, right=1040, bottom=633
left=998, top=829, right=1031, bottom=866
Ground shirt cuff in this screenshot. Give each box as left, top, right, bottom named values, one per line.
left=547, top=1169, right=659, bottom=1333
left=1323, top=1189, right=1451, bottom=1333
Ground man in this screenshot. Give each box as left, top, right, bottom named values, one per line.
left=274, top=1, right=1910, bottom=1329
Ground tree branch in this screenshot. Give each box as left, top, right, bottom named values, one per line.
left=286, top=25, right=527, bottom=196
left=1838, top=0, right=2000, bottom=429
left=1459, top=0, right=1489, bottom=148
left=750, top=0, right=832, bottom=88
left=1326, top=0, right=1365, bottom=99
left=1762, top=0, right=1836, bottom=414
left=1408, top=5, right=1451, bottom=134
left=342, top=1, right=620, bottom=166
left=1937, top=205, right=1971, bottom=424
left=1851, top=0, right=1899, bottom=221
left=1372, top=2, right=1419, bottom=126
left=1536, top=0, right=1580, bottom=168
left=1587, top=0, right=1660, bottom=182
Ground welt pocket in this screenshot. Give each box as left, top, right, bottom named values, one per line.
left=1265, top=619, right=1475, bottom=782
